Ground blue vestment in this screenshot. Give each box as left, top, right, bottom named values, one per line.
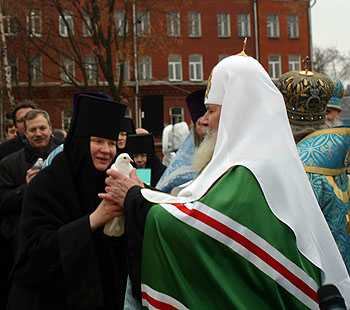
left=297, top=127, right=350, bottom=273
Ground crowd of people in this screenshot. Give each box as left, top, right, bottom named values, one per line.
left=0, top=52, right=349, bottom=309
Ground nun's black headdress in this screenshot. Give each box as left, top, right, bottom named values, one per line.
left=64, top=94, right=126, bottom=214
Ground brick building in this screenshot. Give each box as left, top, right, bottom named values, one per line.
left=1, top=0, right=312, bottom=146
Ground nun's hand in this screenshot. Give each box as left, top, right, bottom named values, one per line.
left=89, top=199, right=123, bottom=232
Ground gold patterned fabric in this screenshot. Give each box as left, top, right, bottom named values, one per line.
left=276, top=71, right=334, bottom=125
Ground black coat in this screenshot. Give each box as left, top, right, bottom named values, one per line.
left=7, top=151, right=128, bottom=310
left=0, top=136, right=26, bottom=161
left=0, top=139, right=60, bottom=254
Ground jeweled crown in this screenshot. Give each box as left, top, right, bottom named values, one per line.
left=276, top=57, right=334, bottom=125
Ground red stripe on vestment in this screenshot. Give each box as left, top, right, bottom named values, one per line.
left=172, top=203, right=318, bottom=303
left=142, top=291, right=179, bottom=310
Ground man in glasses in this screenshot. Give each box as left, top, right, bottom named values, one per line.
left=0, top=100, right=37, bottom=161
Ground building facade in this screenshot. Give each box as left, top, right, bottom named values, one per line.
left=1, top=0, right=311, bottom=142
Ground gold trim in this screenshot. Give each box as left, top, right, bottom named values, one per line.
left=323, top=175, right=350, bottom=203
left=298, top=127, right=350, bottom=144
left=235, top=37, right=248, bottom=57
left=304, top=165, right=346, bottom=176
left=346, top=209, right=350, bottom=235
left=326, top=104, right=342, bottom=111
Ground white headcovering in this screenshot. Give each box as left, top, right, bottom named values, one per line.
left=142, top=56, right=350, bottom=302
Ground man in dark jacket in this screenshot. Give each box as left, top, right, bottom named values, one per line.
left=0, top=109, right=60, bottom=309
left=0, top=100, right=37, bottom=161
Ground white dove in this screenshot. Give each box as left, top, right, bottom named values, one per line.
left=103, top=153, right=133, bottom=237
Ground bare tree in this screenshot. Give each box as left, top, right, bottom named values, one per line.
left=313, top=46, right=350, bottom=88
left=4, top=0, right=185, bottom=101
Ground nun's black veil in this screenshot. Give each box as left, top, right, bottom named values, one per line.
left=63, top=94, right=126, bottom=214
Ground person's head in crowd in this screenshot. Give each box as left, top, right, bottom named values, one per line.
left=12, top=100, right=37, bottom=138
left=65, top=94, right=126, bottom=174
left=117, top=117, right=135, bottom=151
left=52, top=129, right=67, bottom=140
left=126, top=133, right=154, bottom=169
left=276, top=69, right=334, bottom=143
left=326, top=77, right=344, bottom=127
left=24, top=109, right=52, bottom=152
left=4, top=120, right=17, bottom=140
left=186, top=89, right=207, bottom=147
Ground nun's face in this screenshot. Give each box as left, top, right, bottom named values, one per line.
left=90, top=136, right=117, bottom=171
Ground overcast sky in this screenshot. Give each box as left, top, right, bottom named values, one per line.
left=311, top=0, right=350, bottom=53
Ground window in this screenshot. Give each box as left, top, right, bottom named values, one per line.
left=170, top=107, right=184, bottom=124
left=62, top=109, right=72, bottom=131
left=115, top=11, right=128, bottom=37
left=82, top=12, right=92, bottom=37
left=188, top=12, right=201, bottom=37
left=85, top=55, right=98, bottom=82
left=267, top=14, right=279, bottom=38
left=125, top=108, right=132, bottom=118
left=217, top=13, right=230, bottom=37
left=60, top=56, right=74, bottom=83
left=168, top=55, right=182, bottom=81
left=7, top=56, right=17, bottom=82
left=268, top=55, right=281, bottom=80
left=59, top=10, right=74, bottom=37
left=27, top=10, right=41, bottom=37
left=189, top=54, right=203, bottom=81
left=218, top=55, right=229, bottom=63
left=287, top=14, right=299, bottom=39
left=3, top=16, right=17, bottom=36
left=138, top=55, right=151, bottom=80
left=288, top=55, right=301, bottom=71
left=116, top=56, right=130, bottom=81
left=137, top=12, right=150, bottom=36
left=30, top=55, right=42, bottom=82
left=238, top=13, right=251, bottom=37
left=167, top=12, right=180, bottom=37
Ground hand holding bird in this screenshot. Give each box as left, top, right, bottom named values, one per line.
left=103, top=153, right=133, bottom=237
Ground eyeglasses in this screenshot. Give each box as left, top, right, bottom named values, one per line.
left=16, top=118, right=24, bottom=123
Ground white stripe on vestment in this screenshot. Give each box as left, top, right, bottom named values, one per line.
left=159, top=201, right=319, bottom=309
left=141, top=284, right=189, bottom=310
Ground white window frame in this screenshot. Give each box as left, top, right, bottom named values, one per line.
left=116, top=56, right=130, bottom=81
left=125, top=107, right=132, bottom=118
left=267, top=14, right=279, bottom=38
left=84, top=55, right=98, bottom=82
left=30, top=55, right=42, bottom=82
left=138, top=55, right=152, bottom=80
left=59, top=10, right=74, bottom=37
left=268, top=55, right=281, bottom=80
left=115, top=11, right=128, bottom=37
left=238, top=13, right=251, bottom=37
left=287, top=14, right=299, bottom=39
left=167, top=11, right=180, bottom=37
left=189, top=54, right=203, bottom=81
left=188, top=12, right=201, bottom=37
left=217, top=13, right=230, bottom=38
left=60, top=56, right=75, bottom=83
left=168, top=55, right=182, bottom=81
left=82, top=12, right=92, bottom=37
left=170, top=106, right=184, bottom=124
left=27, top=10, right=41, bottom=37
left=288, top=55, right=301, bottom=71
left=3, top=16, right=17, bottom=36
left=137, top=12, right=150, bottom=37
